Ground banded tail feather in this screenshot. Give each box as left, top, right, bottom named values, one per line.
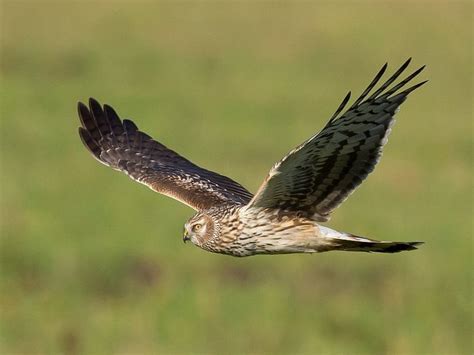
left=331, top=236, right=423, bottom=253
left=318, top=226, right=423, bottom=253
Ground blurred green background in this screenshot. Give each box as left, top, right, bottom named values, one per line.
left=1, top=1, right=472, bottom=354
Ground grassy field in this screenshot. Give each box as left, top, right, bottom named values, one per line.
left=1, top=1, right=472, bottom=354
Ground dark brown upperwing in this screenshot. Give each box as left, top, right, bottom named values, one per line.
left=78, top=98, right=253, bottom=211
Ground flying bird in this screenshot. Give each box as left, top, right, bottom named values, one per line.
left=78, top=59, right=426, bottom=257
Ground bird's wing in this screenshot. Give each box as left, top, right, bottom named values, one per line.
left=78, top=98, right=253, bottom=211
left=247, top=59, right=426, bottom=221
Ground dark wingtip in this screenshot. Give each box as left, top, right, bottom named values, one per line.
left=77, top=101, right=93, bottom=129
left=402, top=57, right=412, bottom=69
left=410, top=79, right=428, bottom=90
left=77, top=101, right=88, bottom=114
left=328, top=91, right=352, bottom=123
left=378, top=62, right=388, bottom=77
left=89, top=97, right=100, bottom=106
left=123, top=119, right=139, bottom=132
left=398, top=80, right=429, bottom=97
left=410, top=64, right=426, bottom=78
left=103, top=103, right=113, bottom=111
left=77, top=101, right=86, bottom=118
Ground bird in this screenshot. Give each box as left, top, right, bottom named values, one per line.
left=77, top=59, right=426, bottom=257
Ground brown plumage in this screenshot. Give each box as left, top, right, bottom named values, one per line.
left=78, top=99, right=252, bottom=210
left=78, top=59, right=426, bottom=257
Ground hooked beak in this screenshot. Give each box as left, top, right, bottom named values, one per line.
left=183, top=229, right=190, bottom=243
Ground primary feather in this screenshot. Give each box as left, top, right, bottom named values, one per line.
left=78, top=98, right=253, bottom=211
left=248, top=58, right=427, bottom=221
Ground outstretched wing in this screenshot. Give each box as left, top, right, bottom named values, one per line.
left=247, top=59, right=426, bottom=221
left=78, top=98, right=253, bottom=211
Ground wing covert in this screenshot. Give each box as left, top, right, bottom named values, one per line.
left=78, top=98, right=253, bottom=211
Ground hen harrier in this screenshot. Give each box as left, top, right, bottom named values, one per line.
left=78, top=59, right=426, bottom=257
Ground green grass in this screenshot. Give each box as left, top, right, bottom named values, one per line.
left=1, top=1, right=472, bottom=354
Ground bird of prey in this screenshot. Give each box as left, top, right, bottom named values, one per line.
left=78, top=59, right=426, bottom=257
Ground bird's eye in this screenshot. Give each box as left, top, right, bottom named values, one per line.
left=192, top=224, right=202, bottom=232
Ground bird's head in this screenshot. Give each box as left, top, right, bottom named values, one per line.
left=183, top=212, right=215, bottom=247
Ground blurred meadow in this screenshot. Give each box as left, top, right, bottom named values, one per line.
left=1, top=1, right=472, bottom=354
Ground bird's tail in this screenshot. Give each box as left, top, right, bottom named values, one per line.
left=319, top=226, right=423, bottom=253
left=331, top=237, right=423, bottom=253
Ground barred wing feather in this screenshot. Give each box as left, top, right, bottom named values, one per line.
left=248, top=59, right=426, bottom=221
left=78, top=98, right=253, bottom=211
